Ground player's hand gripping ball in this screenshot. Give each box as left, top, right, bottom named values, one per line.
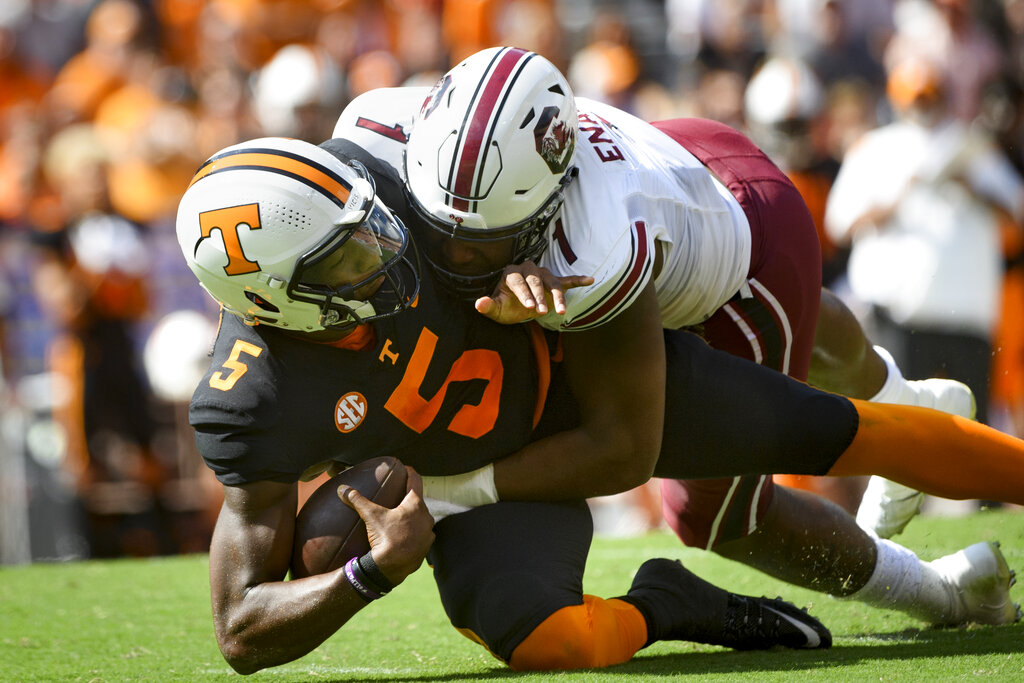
left=291, top=456, right=408, bottom=579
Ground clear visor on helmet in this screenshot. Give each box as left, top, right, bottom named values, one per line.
left=300, top=202, right=404, bottom=297
left=289, top=168, right=418, bottom=329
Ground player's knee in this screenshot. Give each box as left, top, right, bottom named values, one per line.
left=508, top=598, right=645, bottom=671
left=509, top=637, right=599, bottom=670
left=508, top=606, right=604, bottom=670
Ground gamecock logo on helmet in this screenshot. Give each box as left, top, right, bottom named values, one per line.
left=420, top=75, right=452, bottom=121
left=335, top=391, right=368, bottom=433
left=534, top=106, right=575, bottom=174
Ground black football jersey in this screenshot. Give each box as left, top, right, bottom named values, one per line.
left=190, top=273, right=556, bottom=485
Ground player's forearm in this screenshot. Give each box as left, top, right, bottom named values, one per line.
left=422, top=424, right=657, bottom=508
left=494, top=426, right=656, bottom=500
left=494, top=283, right=665, bottom=500
left=215, top=571, right=368, bottom=674
left=210, top=481, right=376, bottom=674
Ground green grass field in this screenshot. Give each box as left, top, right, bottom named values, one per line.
left=3, top=508, right=1023, bottom=682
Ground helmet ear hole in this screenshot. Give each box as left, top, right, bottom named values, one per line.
left=245, top=290, right=280, bottom=312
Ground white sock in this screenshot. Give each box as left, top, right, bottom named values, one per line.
left=863, top=346, right=921, bottom=501
left=844, top=537, right=921, bottom=609
left=868, top=345, right=910, bottom=404
left=842, top=537, right=960, bottom=624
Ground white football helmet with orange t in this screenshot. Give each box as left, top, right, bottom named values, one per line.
left=176, top=137, right=418, bottom=333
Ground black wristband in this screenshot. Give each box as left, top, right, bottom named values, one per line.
left=357, top=552, right=395, bottom=594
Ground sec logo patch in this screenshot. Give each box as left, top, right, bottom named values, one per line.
left=335, top=392, right=368, bottom=433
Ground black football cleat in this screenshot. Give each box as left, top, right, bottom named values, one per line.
left=718, top=593, right=832, bottom=650
left=621, top=558, right=831, bottom=651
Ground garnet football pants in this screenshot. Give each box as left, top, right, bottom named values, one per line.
left=651, top=118, right=823, bottom=549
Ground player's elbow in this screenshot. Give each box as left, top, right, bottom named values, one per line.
left=218, top=638, right=263, bottom=675
left=216, top=625, right=273, bottom=675
left=598, top=432, right=660, bottom=494
left=605, top=465, right=652, bottom=495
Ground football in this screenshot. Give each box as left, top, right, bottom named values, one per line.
left=290, top=456, right=408, bottom=579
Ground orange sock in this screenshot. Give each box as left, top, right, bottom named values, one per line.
left=508, top=596, right=648, bottom=671
left=829, top=399, right=1024, bottom=505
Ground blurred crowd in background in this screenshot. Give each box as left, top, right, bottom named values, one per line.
left=2, top=0, right=1024, bottom=562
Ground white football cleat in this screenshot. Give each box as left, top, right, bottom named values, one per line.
left=856, top=477, right=924, bottom=539
left=901, top=377, right=976, bottom=419
left=929, top=541, right=1021, bottom=626
left=857, top=372, right=976, bottom=538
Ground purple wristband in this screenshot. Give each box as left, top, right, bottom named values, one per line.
left=344, top=556, right=381, bottom=602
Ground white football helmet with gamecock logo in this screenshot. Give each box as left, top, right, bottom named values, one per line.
left=405, top=46, right=578, bottom=297
left=176, top=137, right=418, bottom=333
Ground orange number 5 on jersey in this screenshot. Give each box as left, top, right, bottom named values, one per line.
left=385, top=328, right=503, bottom=438
left=210, top=339, right=263, bottom=391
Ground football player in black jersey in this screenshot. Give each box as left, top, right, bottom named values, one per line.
left=178, top=137, right=833, bottom=674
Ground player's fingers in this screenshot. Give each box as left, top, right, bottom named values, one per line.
left=546, top=275, right=590, bottom=314
left=549, top=285, right=568, bottom=315
left=401, top=485, right=428, bottom=512
left=524, top=272, right=549, bottom=315
left=478, top=289, right=539, bottom=324
left=337, top=484, right=380, bottom=518
left=548, top=274, right=592, bottom=292
left=564, top=275, right=595, bottom=289
left=475, top=295, right=524, bottom=323
left=504, top=272, right=537, bottom=309
left=475, top=296, right=496, bottom=317
left=404, top=467, right=424, bottom=496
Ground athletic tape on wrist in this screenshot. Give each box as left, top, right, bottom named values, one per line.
left=421, top=464, right=498, bottom=508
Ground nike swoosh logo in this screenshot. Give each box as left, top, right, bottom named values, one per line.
left=763, top=604, right=821, bottom=648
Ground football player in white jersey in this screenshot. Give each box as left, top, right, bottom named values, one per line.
left=332, top=47, right=1017, bottom=633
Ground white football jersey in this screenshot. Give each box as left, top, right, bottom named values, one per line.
left=333, top=90, right=751, bottom=331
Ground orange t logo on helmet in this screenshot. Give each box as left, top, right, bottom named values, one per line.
left=199, top=204, right=262, bottom=276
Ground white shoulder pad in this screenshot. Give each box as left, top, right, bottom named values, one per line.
left=332, top=87, right=429, bottom=178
